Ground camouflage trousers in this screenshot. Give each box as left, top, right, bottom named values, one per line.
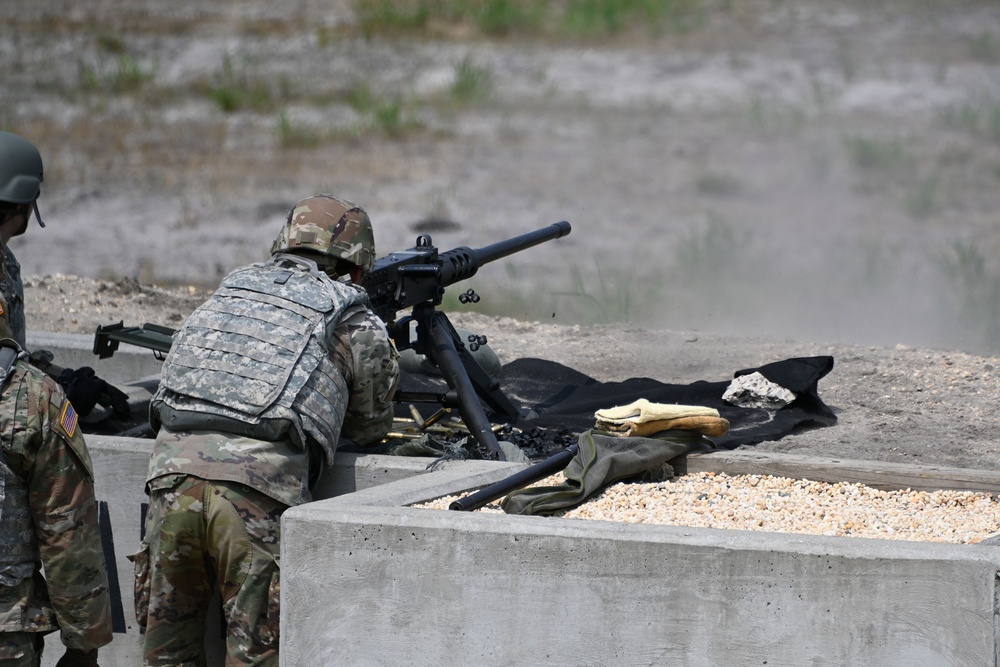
left=133, top=476, right=286, bottom=667
left=0, top=632, right=43, bottom=667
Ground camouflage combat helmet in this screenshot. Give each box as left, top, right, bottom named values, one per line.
left=0, top=131, right=43, bottom=205
left=271, top=195, right=375, bottom=274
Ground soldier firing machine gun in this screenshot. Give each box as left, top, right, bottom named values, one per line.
left=93, top=221, right=573, bottom=461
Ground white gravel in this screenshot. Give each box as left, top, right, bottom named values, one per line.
left=416, top=471, right=1000, bottom=544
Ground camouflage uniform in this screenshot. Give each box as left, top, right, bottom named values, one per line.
left=0, top=245, right=26, bottom=349
left=0, top=345, right=113, bottom=665
left=133, top=251, right=399, bottom=667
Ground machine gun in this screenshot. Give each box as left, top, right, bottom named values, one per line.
left=92, top=221, right=572, bottom=461
left=361, top=220, right=571, bottom=460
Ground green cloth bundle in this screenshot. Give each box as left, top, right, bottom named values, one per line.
left=500, top=429, right=711, bottom=516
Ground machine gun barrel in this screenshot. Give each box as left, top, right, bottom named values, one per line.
left=437, top=220, right=572, bottom=287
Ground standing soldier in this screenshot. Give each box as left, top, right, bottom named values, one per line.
left=0, top=131, right=129, bottom=422
left=0, top=130, right=45, bottom=349
left=0, top=292, right=113, bottom=666
left=133, top=195, right=399, bottom=666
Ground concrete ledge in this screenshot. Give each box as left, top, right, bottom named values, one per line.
left=281, top=458, right=1000, bottom=667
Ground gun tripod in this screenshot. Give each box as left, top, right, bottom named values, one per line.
left=390, top=301, right=534, bottom=461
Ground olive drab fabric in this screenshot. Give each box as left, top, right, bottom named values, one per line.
left=153, top=253, right=369, bottom=466
left=269, top=195, right=376, bottom=273
left=501, top=429, right=710, bottom=516
left=0, top=359, right=112, bottom=652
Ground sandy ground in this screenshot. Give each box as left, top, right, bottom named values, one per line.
left=6, top=1, right=1000, bottom=471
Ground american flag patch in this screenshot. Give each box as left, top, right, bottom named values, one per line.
left=60, top=401, right=78, bottom=438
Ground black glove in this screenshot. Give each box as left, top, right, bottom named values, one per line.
left=57, top=366, right=131, bottom=421
left=55, top=647, right=99, bottom=667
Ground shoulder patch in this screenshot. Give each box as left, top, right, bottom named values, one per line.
left=60, top=401, right=79, bottom=438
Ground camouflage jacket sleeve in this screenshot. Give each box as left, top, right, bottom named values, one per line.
left=331, top=308, right=399, bottom=446
left=0, top=245, right=26, bottom=348
left=6, top=366, right=113, bottom=649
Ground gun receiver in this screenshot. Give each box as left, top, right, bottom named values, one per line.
left=363, top=221, right=572, bottom=323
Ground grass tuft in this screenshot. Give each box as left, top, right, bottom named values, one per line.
left=450, top=56, right=493, bottom=104
left=203, top=54, right=274, bottom=113
left=78, top=53, right=157, bottom=94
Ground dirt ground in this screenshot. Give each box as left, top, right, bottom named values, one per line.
left=6, top=1, right=1000, bottom=471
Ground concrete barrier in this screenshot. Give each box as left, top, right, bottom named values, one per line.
left=37, top=433, right=513, bottom=667
left=281, top=470, right=1000, bottom=667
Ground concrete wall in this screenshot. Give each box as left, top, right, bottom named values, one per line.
left=282, top=481, right=1000, bottom=667
left=38, top=434, right=508, bottom=667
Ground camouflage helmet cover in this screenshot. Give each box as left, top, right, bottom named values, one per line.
left=271, top=195, right=375, bottom=273
left=0, top=131, right=43, bottom=205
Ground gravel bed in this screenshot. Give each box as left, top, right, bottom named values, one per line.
left=415, top=471, right=1000, bottom=544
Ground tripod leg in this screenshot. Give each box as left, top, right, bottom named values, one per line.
left=425, top=312, right=507, bottom=460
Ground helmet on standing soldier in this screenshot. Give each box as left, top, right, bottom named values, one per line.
left=0, top=132, right=43, bottom=205
left=270, top=195, right=376, bottom=275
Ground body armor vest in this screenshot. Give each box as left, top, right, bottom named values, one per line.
left=153, top=255, right=368, bottom=464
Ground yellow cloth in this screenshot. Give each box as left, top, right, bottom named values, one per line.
left=602, top=415, right=730, bottom=438
left=594, top=398, right=719, bottom=424
left=594, top=399, right=727, bottom=438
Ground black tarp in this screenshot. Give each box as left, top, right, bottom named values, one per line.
left=399, top=355, right=837, bottom=451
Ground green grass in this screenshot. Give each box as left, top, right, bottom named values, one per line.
left=343, top=82, right=423, bottom=138
left=439, top=263, right=653, bottom=324
left=95, top=34, right=128, bottom=54
left=203, top=54, right=275, bottom=113
left=904, top=176, right=941, bottom=220
left=276, top=111, right=323, bottom=148
left=939, top=99, right=1000, bottom=144
left=969, top=31, right=1000, bottom=63
left=694, top=170, right=741, bottom=197
left=843, top=135, right=909, bottom=172
left=440, top=215, right=753, bottom=326
left=561, top=0, right=703, bottom=37
left=553, top=264, right=639, bottom=322
left=78, top=53, right=157, bottom=94
left=371, top=99, right=420, bottom=137
left=936, top=240, right=1000, bottom=350
left=352, top=0, right=703, bottom=40
left=450, top=56, right=493, bottom=104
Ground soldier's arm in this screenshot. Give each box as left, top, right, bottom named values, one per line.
left=24, top=377, right=113, bottom=650
left=335, top=310, right=400, bottom=446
